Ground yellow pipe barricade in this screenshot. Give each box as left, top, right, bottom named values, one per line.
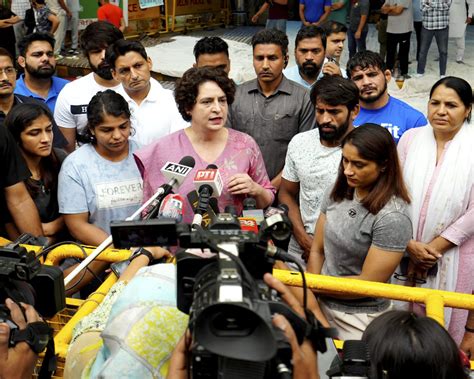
left=44, top=244, right=132, bottom=266
left=53, top=274, right=118, bottom=358
left=273, top=269, right=474, bottom=325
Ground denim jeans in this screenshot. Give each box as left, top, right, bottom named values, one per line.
left=266, top=19, right=287, bottom=34
left=348, top=29, right=368, bottom=58
left=417, top=26, right=449, bottom=75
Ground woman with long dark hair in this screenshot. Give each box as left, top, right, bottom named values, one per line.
left=5, top=103, right=67, bottom=242
left=307, top=123, right=412, bottom=340
left=58, top=90, right=144, bottom=294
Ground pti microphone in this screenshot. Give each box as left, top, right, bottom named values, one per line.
left=193, top=164, right=224, bottom=198
left=158, top=193, right=185, bottom=222
left=142, top=156, right=195, bottom=219
left=242, top=197, right=264, bottom=225
left=192, top=164, right=223, bottom=227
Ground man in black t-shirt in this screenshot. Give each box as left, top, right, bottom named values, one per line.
left=0, top=126, right=43, bottom=237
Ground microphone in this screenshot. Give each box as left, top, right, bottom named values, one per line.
left=192, top=164, right=223, bottom=227
left=193, top=164, right=223, bottom=198
left=264, top=204, right=289, bottom=218
left=326, top=340, right=370, bottom=378
left=187, top=191, right=217, bottom=228
left=241, top=197, right=264, bottom=225
left=142, top=156, right=195, bottom=219
left=158, top=193, right=185, bottom=222
left=238, top=217, right=259, bottom=234
left=224, top=205, right=239, bottom=217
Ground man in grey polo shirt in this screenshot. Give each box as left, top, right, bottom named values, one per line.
left=381, top=0, right=414, bottom=79
left=279, top=75, right=359, bottom=266
left=227, top=29, right=314, bottom=190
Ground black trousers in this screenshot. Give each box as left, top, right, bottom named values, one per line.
left=386, top=31, right=412, bottom=75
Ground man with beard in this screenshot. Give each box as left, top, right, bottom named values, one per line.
left=54, top=21, right=123, bottom=152
left=106, top=39, right=186, bottom=146
left=279, top=75, right=359, bottom=266
left=0, top=47, right=66, bottom=147
left=15, top=32, right=69, bottom=112
left=347, top=50, right=426, bottom=143
left=228, top=29, right=314, bottom=190
left=283, top=26, right=327, bottom=89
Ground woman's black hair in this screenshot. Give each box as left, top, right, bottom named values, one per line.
left=430, top=76, right=472, bottom=123
left=4, top=103, right=61, bottom=198
left=362, top=311, right=468, bottom=379
left=174, top=67, right=236, bottom=122
left=331, top=123, right=410, bottom=214
left=84, top=90, right=131, bottom=144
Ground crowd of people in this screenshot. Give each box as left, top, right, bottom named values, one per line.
left=250, top=0, right=473, bottom=78
left=0, top=13, right=472, bottom=379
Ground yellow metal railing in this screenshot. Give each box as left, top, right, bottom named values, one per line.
left=1, top=237, right=472, bottom=367
left=53, top=274, right=118, bottom=358
left=273, top=269, right=474, bottom=327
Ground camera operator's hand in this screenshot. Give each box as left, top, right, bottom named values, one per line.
left=264, top=273, right=319, bottom=379
left=0, top=299, right=41, bottom=379
left=167, top=330, right=191, bottom=379
left=273, top=314, right=319, bottom=379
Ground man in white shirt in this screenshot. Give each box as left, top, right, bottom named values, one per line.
left=54, top=21, right=124, bottom=152
left=106, top=39, right=187, bottom=147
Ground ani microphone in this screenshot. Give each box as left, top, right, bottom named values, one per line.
left=142, top=156, right=195, bottom=219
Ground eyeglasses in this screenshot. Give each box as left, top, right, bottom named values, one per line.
left=0, top=67, right=16, bottom=76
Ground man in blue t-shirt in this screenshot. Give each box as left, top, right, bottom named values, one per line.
left=346, top=50, right=427, bottom=143
left=300, top=0, right=332, bottom=26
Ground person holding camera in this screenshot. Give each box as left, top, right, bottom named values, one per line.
left=167, top=273, right=320, bottom=379
left=0, top=299, right=42, bottom=379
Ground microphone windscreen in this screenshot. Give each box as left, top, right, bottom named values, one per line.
left=209, top=197, right=219, bottom=214
left=243, top=197, right=257, bottom=210
left=179, top=155, right=196, bottom=168
left=278, top=204, right=289, bottom=214
left=206, top=164, right=218, bottom=169
left=342, top=340, right=370, bottom=362
left=158, top=193, right=185, bottom=222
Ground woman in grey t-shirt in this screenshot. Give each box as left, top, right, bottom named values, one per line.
left=307, top=123, right=412, bottom=340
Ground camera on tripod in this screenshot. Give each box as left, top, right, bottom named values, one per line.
left=111, top=213, right=328, bottom=379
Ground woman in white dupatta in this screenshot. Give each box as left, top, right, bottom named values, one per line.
left=397, top=76, right=474, bottom=345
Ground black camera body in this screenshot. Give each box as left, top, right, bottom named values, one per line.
left=0, top=237, right=66, bottom=318
left=110, top=213, right=314, bottom=379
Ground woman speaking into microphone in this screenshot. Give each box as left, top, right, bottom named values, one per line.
left=134, top=67, right=275, bottom=223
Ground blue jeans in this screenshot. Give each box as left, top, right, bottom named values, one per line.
left=348, top=29, right=368, bottom=58
left=266, top=19, right=287, bottom=34
left=417, top=26, right=448, bottom=75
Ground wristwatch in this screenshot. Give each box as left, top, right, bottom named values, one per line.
left=130, top=248, right=154, bottom=264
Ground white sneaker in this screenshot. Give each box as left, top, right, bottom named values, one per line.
left=440, top=75, right=446, bottom=79
left=414, top=73, right=425, bottom=78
